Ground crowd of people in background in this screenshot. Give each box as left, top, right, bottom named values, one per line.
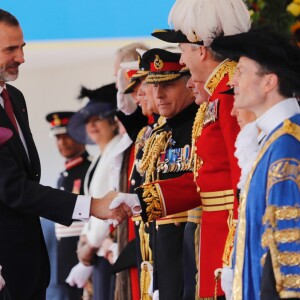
left=0, top=0, right=300, bottom=299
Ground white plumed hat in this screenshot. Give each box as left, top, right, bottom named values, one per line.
left=168, top=0, right=251, bottom=46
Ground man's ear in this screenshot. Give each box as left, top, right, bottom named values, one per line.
left=264, top=73, right=278, bottom=93
left=199, top=45, right=207, bottom=60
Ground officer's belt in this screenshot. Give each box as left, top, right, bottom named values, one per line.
left=200, top=189, right=234, bottom=212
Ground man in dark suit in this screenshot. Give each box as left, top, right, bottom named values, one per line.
left=0, top=9, right=130, bottom=300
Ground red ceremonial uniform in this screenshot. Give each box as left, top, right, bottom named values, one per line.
left=139, top=60, right=241, bottom=298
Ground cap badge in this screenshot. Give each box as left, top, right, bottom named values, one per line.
left=53, top=114, right=61, bottom=126
left=154, top=55, right=164, bottom=70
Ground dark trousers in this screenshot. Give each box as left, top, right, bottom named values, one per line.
left=92, top=256, right=115, bottom=300
left=183, top=222, right=198, bottom=300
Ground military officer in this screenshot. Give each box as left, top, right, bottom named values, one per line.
left=45, top=111, right=91, bottom=300
left=114, top=48, right=198, bottom=300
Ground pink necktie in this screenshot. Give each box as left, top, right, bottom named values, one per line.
left=1, top=88, right=19, bottom=133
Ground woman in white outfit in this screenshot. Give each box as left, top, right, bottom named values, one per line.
left=66, top=83, right=131, bottom=300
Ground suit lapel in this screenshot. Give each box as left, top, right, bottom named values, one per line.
left=3, top=85, right=41, bottom=180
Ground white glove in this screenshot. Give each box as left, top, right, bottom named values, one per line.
left=0, top=265, right=5, bottom=290
left=117, top=68, right=137, bottom=115
left=221, top=267, right=234, bottom=300
left=108, top=193, right=141, bottom=226
left=66, top=263, right=93, bottom=288
left=153, top=290, right=159, bottom=300
left=109, top=193, right=141, bottom=215
left=108, top=242, right=118, bottom=264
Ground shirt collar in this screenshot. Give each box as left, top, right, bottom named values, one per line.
left=0, top=84, right=6, bottom=107
left=256, top=97, right=300, bottom=138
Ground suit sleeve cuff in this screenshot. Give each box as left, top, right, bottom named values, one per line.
left=72, top=195, right=91, bottom=221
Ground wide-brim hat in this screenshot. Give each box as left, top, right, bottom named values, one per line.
left=0, top=127, right=13, bottom=145
left=210, top=28, right=300, bottom=95
left=151, top=29, right=203, bottom=45
left=68, top=83, right=117, bottom=144
left=45, top=111, right=74, bottom=137
left=67, top=101, right=116, bottom=145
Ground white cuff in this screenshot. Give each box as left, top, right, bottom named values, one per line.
left=72, top=196, right=91, bottom=221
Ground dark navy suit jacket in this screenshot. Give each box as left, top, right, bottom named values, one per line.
left=0, top=84, right=77, bottom=299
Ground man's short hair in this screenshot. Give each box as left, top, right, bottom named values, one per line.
left=0, top=9, right=19, bottom=27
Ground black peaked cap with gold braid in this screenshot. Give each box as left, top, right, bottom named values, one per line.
left=143, top=48, right=187, bottom=84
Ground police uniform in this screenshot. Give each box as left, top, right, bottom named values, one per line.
left=46, top=112, right=91, bottom=300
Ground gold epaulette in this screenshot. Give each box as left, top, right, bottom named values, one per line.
left=204, top=59, right=236, bottom=96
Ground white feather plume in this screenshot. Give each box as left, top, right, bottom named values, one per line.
left=169, top=0, right=251, bottom=46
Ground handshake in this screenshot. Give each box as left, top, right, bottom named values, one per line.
left=90, top=191, right=142, bottom=226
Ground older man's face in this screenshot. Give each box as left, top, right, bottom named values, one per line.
left=152, top=77, right=194, bottom=118
left=179, top=43, right=206, bottom=84
left=0, top=23, right=25, bottom=85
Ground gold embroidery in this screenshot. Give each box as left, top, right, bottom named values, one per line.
left=233, top=119, right=300, bottom=300
left=262, top=228, right=300, bottom=246
left=154, top=55, right=164, bottom=70
left=222, top=221, right=237, bottom=267
left=146, top=73, right=181, bottom=83
left=267, top=159, right=300, bottom=197
left=139, top=125, right=170, bottom=184
left=283, top=274, right=300, bottom=289
left=142, top=184, right=163, bottom=222
left=204, top=59, right=236, bottom=96
left=263, top=206, right=300, bottom=227
left=190, top=102, right=208, bottom=185
left=152, top=29, right=168, bottom=33
left=279, top=291, right=300, bottom=298
left=274, top=229, right=300, bottom=243
left=278, top=252, right=300, bottom=266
